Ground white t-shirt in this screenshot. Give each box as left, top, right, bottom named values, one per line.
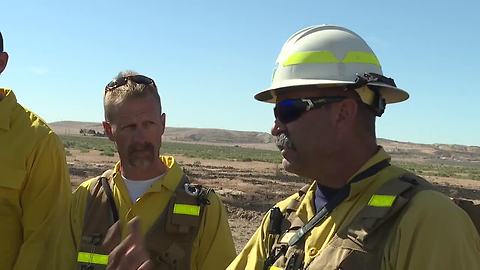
left=121, top=173, right=164, bottom=202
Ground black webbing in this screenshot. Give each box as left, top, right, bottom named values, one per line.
left=100, top=177, right=119, bottom=223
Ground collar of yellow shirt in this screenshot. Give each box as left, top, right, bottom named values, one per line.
left=110, top=155, right=183, bottom=205
left=296, top=147, right=392, bottom=222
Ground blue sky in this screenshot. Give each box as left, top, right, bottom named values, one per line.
left=1, top=0, right=479, bottom=146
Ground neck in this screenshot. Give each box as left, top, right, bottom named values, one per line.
left=316, top=142, right=378, bottom=189
left=121, top=159, right=167, bottom=180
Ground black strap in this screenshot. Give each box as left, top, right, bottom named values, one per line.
left=345, top=73, right=392, bottom=117
left=288, top=159, right=390, bottom=246
left=100, top=177, right=119, bottom=223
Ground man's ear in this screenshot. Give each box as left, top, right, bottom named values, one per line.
left=0, top=52, right=9, bottom=74
left=335, top=98, right=359, bottom=129
left=102, top=121, right=115, bottom=141
left=159, top=113, right=166, bottom=135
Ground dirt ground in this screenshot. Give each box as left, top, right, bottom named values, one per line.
left=67, top=149, right=480, bottom=253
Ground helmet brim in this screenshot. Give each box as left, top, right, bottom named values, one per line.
left=254, top=79, right=409, bottom=104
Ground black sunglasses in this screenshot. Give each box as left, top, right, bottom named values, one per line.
left=104, top=75, right=156, bottom=92
left=274, top=96, right=346, bottom=124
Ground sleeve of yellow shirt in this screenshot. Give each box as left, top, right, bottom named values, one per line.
left=383, top=190, right=480, bottom=270
left=13, top=132, right=71, bottom=270
left=195, top=191, right=237, bottom=270
left=226, top=214, right=270, bottom=270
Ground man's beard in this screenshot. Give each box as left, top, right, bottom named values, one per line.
left=127, top=142, right=157, bottom=168
left=275, top=133, right=296, bottom=151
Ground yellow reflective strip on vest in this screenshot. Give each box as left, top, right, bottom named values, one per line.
left=173, top=203, right=201, bottom=216
left=342, top=51, right=380, bottom=67
left=282, top=51, right=380, bottom=67
left=77, top=252, right=109, bottom=265
left=368, top=195, right=396, bottom=207
left=283, top=51, right=339, bottom=66
left=269, top=266, right=283, bottom=270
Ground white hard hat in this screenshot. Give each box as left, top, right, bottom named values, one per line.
left=255, top=25, right=409, bottom=108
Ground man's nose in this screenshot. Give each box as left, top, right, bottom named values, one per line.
left=133, top=127, right=147, bottom=143
left=271, top=119, right=287, bottom=136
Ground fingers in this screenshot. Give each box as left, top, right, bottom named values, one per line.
left=106, top=217, right=152, bottom=270
left=138, top=260, right=155, bottom=270
left=122, top=238, right=151, bottom=270
left=107, top=233, right=134, bottom=269
left=103, top=221, right=121, bottom=253
left=127, top=217, right=142, bottom=242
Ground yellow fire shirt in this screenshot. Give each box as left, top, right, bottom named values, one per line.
left=0, top=88, right=71, bottom=270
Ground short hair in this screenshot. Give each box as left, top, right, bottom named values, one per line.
left=0, top=32, right=4, bottom=52
left=103, top=70, right=161, bottom=122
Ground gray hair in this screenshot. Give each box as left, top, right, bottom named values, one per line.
left=103, top=70, right=161, bottom=122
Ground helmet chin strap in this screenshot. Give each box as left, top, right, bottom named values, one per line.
left=368, top=87, right=386, bottom=117
left=351, top=85, right=386, bottom=117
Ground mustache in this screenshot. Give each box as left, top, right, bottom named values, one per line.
left=275, top=133, right=295, bottom=151
left=128, top=143, right=154, bottom=154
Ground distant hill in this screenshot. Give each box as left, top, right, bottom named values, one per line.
left=50, top=121, right=103, bottom=135
left=49, top=121, right=480, bottom=163
left=49, top=121, right=274, bottom=145
left=165, top=127, right=274, bottom=144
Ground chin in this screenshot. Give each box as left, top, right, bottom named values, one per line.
left=282, top=159, right=297, bottom=174
left=283, top=159, right=313, bottom=179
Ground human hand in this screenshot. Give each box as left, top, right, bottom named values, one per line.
left=106, top=217, right=155, bottom=270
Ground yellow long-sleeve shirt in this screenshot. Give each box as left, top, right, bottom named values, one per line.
left=65, top=155, right=236, bottom=270
left=0, top=88, right=71, bottom=270
left=228, top=148, right=480, bottom=270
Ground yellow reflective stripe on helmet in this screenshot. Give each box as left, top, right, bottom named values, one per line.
left=343, top=51, right=380, bottom=67
left=283, top=51, right=339, bottom=66
left=173, top=203, right=201, bottom=216
left=368, top=195, right=396, bottom=207
left=77, top=252, right=109, bottom=265
left=269, top=266, right=283, bottom=270
left=282, top=51, right=380, bottom=67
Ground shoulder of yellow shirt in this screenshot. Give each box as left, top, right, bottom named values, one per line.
left=403, top=188, right=471, bottom=219
left=15, top=102, right=64, bottom=152
left=78, top=177, right=99, bottom=190
left=272, top=188, right=308, bottom=214
left=15, top=101, right=53, bottom=134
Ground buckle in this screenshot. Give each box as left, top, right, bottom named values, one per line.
left=347, top=72, right=397, bottom=90
left=184, top=183, right=200, bottom=197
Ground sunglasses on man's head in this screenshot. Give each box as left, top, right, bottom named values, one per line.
left=104, top=75, right=156, bottom=92
left=274, top=96, right=346, bottom=124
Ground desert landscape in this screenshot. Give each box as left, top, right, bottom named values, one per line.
left=51, top=121, right=480, bottom=252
